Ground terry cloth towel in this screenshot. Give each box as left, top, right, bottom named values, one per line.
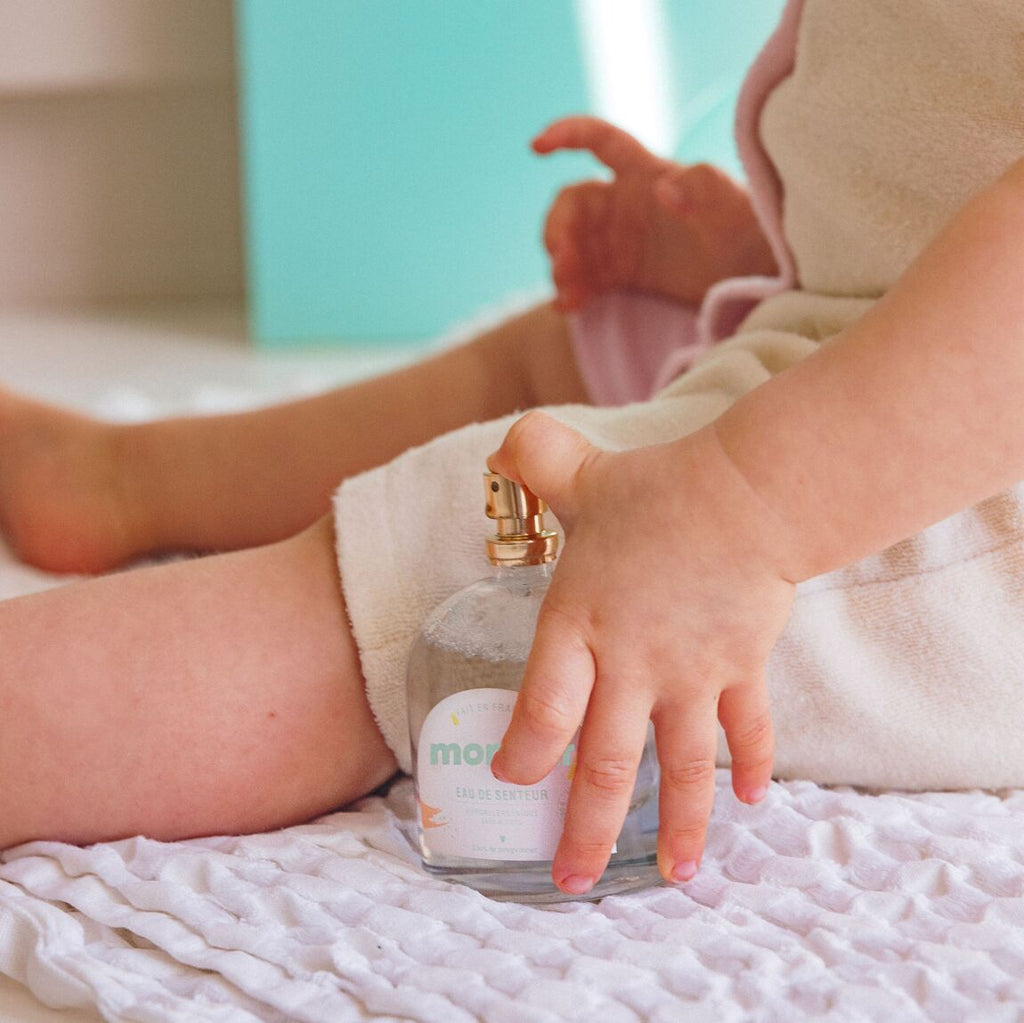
left=335, top=0, right=1024, bottom=786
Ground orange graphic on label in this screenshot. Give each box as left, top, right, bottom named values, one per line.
left=419, top=799, right=447, bottom=829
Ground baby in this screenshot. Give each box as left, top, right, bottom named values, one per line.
left=2, top=0, right=1024, bottom=900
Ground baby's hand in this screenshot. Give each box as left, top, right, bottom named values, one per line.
left=488, top=412, right=795, bottom=893
left=534, top=115, right=776, bottom=312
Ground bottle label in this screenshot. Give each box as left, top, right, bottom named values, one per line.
left=416, top=688, right=575, bottom=861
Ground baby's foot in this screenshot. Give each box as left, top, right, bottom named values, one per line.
left=0, top=391, right=144, bottom=573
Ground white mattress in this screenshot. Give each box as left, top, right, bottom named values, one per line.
left=1, top=305, right=1024, bottom=1022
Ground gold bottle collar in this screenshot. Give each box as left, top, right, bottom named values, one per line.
left=484, top=473, right=558, bottom=567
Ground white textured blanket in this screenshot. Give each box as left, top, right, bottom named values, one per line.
left=4, top=769, right=1024, bottom=1022
left=1, top=313, right=1023, bottom=1022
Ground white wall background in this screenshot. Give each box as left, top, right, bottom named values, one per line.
left=0, top=0, right=244, bottom=307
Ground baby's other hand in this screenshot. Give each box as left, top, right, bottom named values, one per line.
left=534, top=115, right=777, bottom=312
left=488, top=411, right=795, bottom=894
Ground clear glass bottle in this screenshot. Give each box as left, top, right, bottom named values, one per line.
left=407, top=473, right=660, bottom=902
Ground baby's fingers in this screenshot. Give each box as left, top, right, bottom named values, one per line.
left=490, top=606, right=594, bottom=787
left=653, top=162, right=749, bottom=220
left=532, top=115, right=655, bottom=174
left=552, top=689, right=652, bottom=895
left=718, top=680, right=774, bottom=805
left=652, top=700, right=721, bottom=884
left=542, top=180, right=610, bottom=311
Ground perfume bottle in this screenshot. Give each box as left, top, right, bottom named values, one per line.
left=407, top=473, right=660, bottom=902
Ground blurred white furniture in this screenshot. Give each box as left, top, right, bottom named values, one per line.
left=0, top=0, right=243, bottom=309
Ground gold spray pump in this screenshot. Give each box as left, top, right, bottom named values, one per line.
left=484, top=473, right=558, bottom=567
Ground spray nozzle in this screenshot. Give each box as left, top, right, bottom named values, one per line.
left=484, top=473, right=558, bottom=566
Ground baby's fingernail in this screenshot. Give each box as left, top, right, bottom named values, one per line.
left=671, top=861, right=698, bottom=884
left=560, top=875, right=595, bottom=896
left=744, top=786, right=768, bottom=804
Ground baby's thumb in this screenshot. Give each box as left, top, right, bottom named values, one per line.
left=487, top=411, right=593, bottom=521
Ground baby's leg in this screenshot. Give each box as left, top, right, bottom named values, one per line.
left=0, top=515, right=396, bottom=849
left=0, top=303, right=584, bottom=574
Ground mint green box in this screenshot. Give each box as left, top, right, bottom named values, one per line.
left=235, top=2, right=783, bottom=346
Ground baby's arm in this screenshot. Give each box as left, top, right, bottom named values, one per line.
left=719, top=157, right=1024, bottom=577
left=490, top=156, right=1024, bottom=895
left=535, top=116, right=777, bottom=311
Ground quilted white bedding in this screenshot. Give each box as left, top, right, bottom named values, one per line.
left=1, top=307, right=1023, bottom=1022
left=5, top=777, right=1024, bottom=1022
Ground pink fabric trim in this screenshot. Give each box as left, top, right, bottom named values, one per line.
left=567, top=292, right=700, bottom=407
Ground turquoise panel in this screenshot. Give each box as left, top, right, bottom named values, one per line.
left=236, top=0, right=593, bottom=345
left=664, top=0, right=787, bottom=173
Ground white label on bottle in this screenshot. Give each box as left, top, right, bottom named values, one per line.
left=416, top=688, right=576, bottom=861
